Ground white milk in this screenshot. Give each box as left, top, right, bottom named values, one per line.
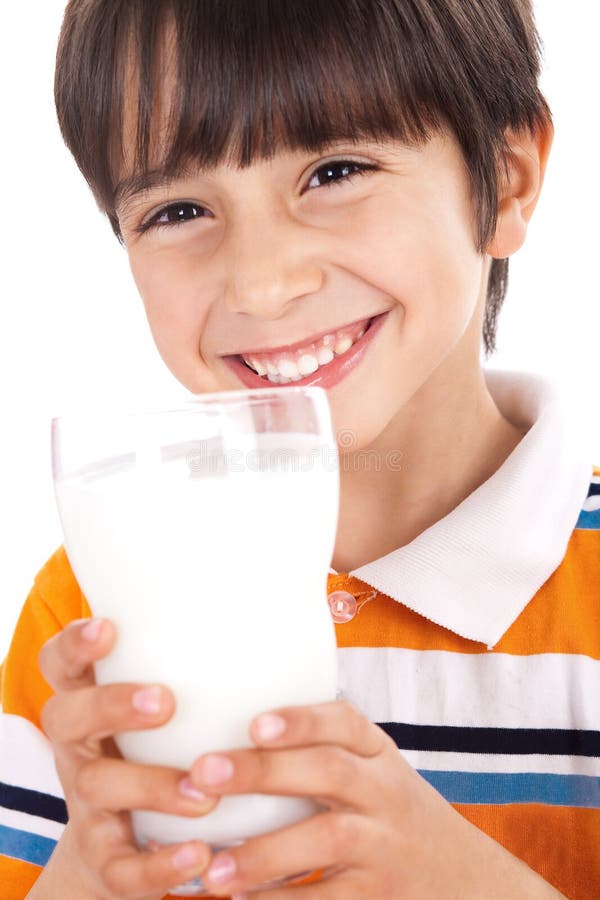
left=54, top=433, right=339, bottom=848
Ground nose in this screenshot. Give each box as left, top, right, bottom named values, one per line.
left=223, top=211, right=324, bottom=320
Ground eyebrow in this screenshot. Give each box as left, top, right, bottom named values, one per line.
left=113, top=165, right=216, bottom=211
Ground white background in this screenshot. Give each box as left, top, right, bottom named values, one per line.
left=0, top=3, right=598, bottom=661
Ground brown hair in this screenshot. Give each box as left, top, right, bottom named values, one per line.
left=55, top=0, right=551, bottom=356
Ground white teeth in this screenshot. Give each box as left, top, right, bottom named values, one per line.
left=251, top=358, right=267, bottom=376
left=242, top=320, right=369, bottom=382
left=267, top=370, right=296, bottom=385
left=277, top=359, right=300, bottom=379
left=297, top=353, right=319, bottom=376
left=317, top=347, right=335, bottom=366
left=334, top=336, right=353, bottom=355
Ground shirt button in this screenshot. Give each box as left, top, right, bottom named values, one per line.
left=328, top=590, right=357, bottom=623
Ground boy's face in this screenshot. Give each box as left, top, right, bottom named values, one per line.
left=116, top=131, right=488, bottom=448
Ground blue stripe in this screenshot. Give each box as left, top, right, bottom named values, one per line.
left=419, top=770, right=600, bottom=808
left=575, top=508, right=600, bottom=530
left=0, top=824, right=56, bottom=867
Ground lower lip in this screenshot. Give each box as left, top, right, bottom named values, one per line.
left=223, top=312, right=390, bottom=391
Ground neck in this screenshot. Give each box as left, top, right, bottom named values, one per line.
left=332, top=362, right=527, bottom=573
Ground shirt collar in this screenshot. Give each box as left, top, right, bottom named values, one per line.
left=330, top=369, right=594, bottom=648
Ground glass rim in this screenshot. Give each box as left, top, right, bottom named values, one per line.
left=50, top=384, right=328, bottom=427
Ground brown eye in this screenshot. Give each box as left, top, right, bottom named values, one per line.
left=307, top=160, right=378, bottom=191
left=141, top=202, right=210, bottom=233
left=156, top=203, right=206, bottom=224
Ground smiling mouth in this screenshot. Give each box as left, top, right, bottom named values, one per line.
left=234, top=316, right=373, bottom=384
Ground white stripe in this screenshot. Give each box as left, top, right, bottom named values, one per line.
left=337, top=647, right=600, bottom=730
left=583, top=494, right=600, bottom=512
left=399, top=749, right=600, bottom=778
left=0, top=805, right=64, bottom=842
left=0, top=712, right=63, bottom=797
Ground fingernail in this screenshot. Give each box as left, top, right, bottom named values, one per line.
left=178, top=777, right=208, bottom=803
left=199, top=754, right=234, bottom=785
left=254, top=713, right=286, bottom=742
left=81, top=618, right=104, bottom=642
left=232, top=894, right=249, bottom=900
left=172, top=843, right=207, bottom=871
left=205, top=853, right=237, bottom=885
left=132, top=686, right=163, bottom=714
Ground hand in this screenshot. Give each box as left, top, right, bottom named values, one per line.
left=186, top=700, right=564, bottom=898
left=37, top=618, right=215, bottom=899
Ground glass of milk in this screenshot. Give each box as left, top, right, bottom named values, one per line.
left=51, top=386, right=340, bottom=895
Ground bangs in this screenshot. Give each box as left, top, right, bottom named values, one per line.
left=143, top=0, right=442, bottom=171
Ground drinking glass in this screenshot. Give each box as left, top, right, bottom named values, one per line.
left=52, top=385, right=340, bottom=895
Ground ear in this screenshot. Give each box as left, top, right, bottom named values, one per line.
left=486, top=119, right=554, bottom=259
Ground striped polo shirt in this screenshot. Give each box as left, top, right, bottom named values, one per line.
left=1, top=368, right=598, bottom=898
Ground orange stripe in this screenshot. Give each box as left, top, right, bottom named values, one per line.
left=0, top=856, right=42, bottom=896
left=5, top=529, right=599, bottom=732
left=456, top=803, right=600, bottom=900
left=331, top=528, right=600, bottom=658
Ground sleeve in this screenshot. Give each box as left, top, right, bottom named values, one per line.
left=0, top=546, right=86, bottom=897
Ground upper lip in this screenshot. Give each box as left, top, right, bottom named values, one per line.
left=223, top=313, right=378, bottom=358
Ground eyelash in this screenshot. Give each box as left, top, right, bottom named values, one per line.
left=136, top=160, right=378, bottom=235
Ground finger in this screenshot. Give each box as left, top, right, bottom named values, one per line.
left=99, top=837, right=212, bottom=899
left=38, top=617, right=116, bottom=691
left=248, top=700, right=392, bottom=758
left=200, top=812, right=368, bottom=897
left=73, top=756, right=219, bottom=818
left=41, top=681, right=175, bottom=749
left=190, top=744, right=383, bottom=811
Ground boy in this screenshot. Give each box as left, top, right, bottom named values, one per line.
left=1, top=0, right=598, bottom=897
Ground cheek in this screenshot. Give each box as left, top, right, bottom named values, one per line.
left=343, top=194, right=483, bottom=385
left=348, top=195, right=481, bottom=325
left=130, top=252, right=209, bottom=353
left=128, top=251, right=220, bottom=392
left=398, top=242, right=482, bottom=366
